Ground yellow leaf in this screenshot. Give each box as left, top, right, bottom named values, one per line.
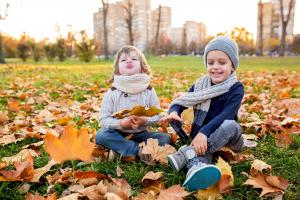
left=194, top=186, right=222, bottom=200
left=113, top=106, right=163, bottom=119
left=44, top=125, right=95, bottom=164
left=215, top=157, right=234, bottom=187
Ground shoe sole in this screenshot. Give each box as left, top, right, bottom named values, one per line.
left=183, top=165, right=221, bottom=191
left=167, top=154, right=180, bottom=172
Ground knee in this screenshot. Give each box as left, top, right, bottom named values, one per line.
left=95, top=128, right=112, bottom=145
left=158, top=134, right=171, bottom=145
left=220, top=120, right=242, bottom=135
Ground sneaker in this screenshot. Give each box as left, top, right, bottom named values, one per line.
left=183, top=162, right=221, bottom=191
left=168, top=145, right=197, bottom=172
left=242, top=139, right=257, bottom=148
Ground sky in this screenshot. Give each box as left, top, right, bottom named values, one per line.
left=0, top=0, right=299, bottom=41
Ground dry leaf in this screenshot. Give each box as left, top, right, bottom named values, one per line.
left=140, top=139, right=176, bottom=165
left=113, top=106, right=162, bottom=119
left=1, top=149, right=38, bottom=163
left=73, top=171, right=108, bottom=180
left=44, top=125, right=95, bottom=163
left=0, top=112, right=9, bottom=124
left=142, top=171, right=165, bottom=195
left=0, top=155, right=34, bottom=181
left=250, top=159, right=272, bottom=175
left=116, top=166, right=124, bottom=177
left=215, top=157, right=234, bottom=187
left=265, top=175, right=289, bottom=190
left=25, top=193, right=57, bottom=200
left=30, top=159, right=57, bottom=182
left=133, top=192, right=156, bottom=200
left=275, top=132, right=293, bottom=148
left=157, top=185, right=189, bottom=200
left=244, top=173, right=283, bottom=197
left=194, top=186, right=222, bottom=200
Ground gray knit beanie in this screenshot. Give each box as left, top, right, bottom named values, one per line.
left=204, top=36, right=239, bottom=69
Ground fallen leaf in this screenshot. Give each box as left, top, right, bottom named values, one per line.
left=0, top=155, right=34, bottom=181
left=25, top=193, right=57, bottom=200
left=157, top=185, right=189, bottom=200
left=142, top=171, right=165, bottom=195
left=30, top=159, right=57, bottom=182
left=73, top=171, right=108, bottom=180
left=8, top=99, right=20, bottom=112
left=194, top=186, right=222, bottom=200
left=116, top=166, right=124, bottom=177
left=250, top=159, right=272, bottom=175
left=216, top=157, right=234, bottom=187
left=44, top=125, right=95, bottom=164
left=1, top=149, right=38, bottom=163
left=265, top=175, right=289, bottom=190
left=133, top=192, right=156, bottom=200
left=244, top=173, right=283, bottom=197
left=275, top=132, right=293, bottom=148
left=140, top=139, right=176, bottom=165
left=0, top=112, right=9, bottom=124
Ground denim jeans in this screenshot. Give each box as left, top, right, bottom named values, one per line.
left=186, top=120, right=243, bottom=169
left=95, top=128, right=171, bottom=157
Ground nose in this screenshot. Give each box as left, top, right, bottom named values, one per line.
left=126, top=57, right=132, bottom=63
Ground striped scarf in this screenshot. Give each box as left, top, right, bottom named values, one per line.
left=170, top=72, right=238, bottom=143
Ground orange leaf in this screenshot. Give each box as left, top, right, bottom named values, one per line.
left=0, top=112, right=9, bottom=124
left=275, top=132, right=293, bottom=148
left=8, top=99, right=20, bottom=112
left=218, top=174, right=232, bottom=194
left=44, top=125, right=95, bottom=164
left=142, top=171, right=165, bottom=195
left=74, top=171, right=108, bottom=180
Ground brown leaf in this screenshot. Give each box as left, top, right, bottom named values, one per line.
left=0, top=162, right=7, bottom=170
left=140, top=139, right=176, bottom=165
left=0, top=155, right=34, bottom=181
left=1, top=149, right=39, bottom=163
left=25, top=193, right=57, bottom=200
left=265, top=175, right=289, bottom=190
left=44, top=125, right=95, bottom=163
left=244, top=173, right=283, bottom=197
left=157, top=185, right=189, bottom=200
left=133, top=192, right=156, bottom=200
left=250, top=159, right=272, bottom=175
left=275, top=132, right=293, bottom=148
left=194, top=186, right=222, bottom=200
left=79, top=184, right=104, bottom=200
left=0, top=112, right=9, bottom=124
left=142, top=171, right=165, bottom=195
left=30, top=159, right=57, bottom=182
left=218, top=175, right=232, bottom=194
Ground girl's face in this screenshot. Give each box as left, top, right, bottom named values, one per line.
left=118, top=51, right=142, bottom=75
left=206, top=50, right=234, bottom=84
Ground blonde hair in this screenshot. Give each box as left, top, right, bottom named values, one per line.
left=109, top=45, right=151, bottom=83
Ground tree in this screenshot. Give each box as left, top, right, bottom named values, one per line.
left=55, top=38, right=66, bottom=61
left=76, top=31, right=95, bottom=62
left=180, top=28, right=187, bottom=55
left=29, top=39, right=41, bottom=62
left=291, top=35, right=300, bottom=53
left=102, top=0, right=109, bottom=59
left=17, top=33, right=31, bottom=62
left=0, top=3, right=9, bottom=63
left=279, top=0, right=295, bottom=56
left=123, top=0, right=134, bottom=45
left=2, top=33, right=18, bottom=58
left=257, top=0, right=264, bottom=56
left=66, top=31, right=76, bottom=58
left=44, top=44, right=56, bottom=62
left=230, top=27, right=255, bottom=55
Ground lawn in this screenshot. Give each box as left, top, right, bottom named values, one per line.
left=0, top=56, right=300, bottom=199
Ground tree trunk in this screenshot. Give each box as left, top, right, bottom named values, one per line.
left=258, top=0, right=263, bottom=56
left=123, top=0, right=134, bottom=45
left=154, top=5, right=162, bottom=55
left=279, top=0, right=295, bottom=57
left=102, top=0, right=109, bottom=60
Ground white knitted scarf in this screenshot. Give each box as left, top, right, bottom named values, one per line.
left=170, top=72, right=238, bottom=111
left=112, top=73, right=151, bottom=94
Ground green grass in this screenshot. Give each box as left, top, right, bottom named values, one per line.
left=0, top=56, right=300, bottom=199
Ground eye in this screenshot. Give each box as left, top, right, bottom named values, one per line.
left=219, top=61, right=226, bottom=65
left=120, top=59, right=126, bottom=62
left=207, top=62, right=214, bottom=65
left=132, top=58, right=138, bottom=61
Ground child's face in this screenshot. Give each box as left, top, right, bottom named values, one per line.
left=118, top=51, right=141, bottom=75
left=206, top=50, right=234, bottom=84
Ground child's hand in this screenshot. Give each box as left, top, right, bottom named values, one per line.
left=158, top=111, right=183, bottom=124
left=191, top=132, right=208, bottom=155
left=120, top=117, right=136, bottom=129
left=131, top=116, right=148, bottom=128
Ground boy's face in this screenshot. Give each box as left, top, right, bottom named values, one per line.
left=118, top=51, right=142, bottom=75
left=206, top=50, right=234, bottom=84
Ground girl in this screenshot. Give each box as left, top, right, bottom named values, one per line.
left=160, top=36, right=245, bottom=191
left=96, top=45, right=170, bottom=160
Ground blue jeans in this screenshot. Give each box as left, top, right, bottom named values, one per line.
left=186, top=120, right=243, bottom=169
left=95, top=128, right=171, bottom=157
